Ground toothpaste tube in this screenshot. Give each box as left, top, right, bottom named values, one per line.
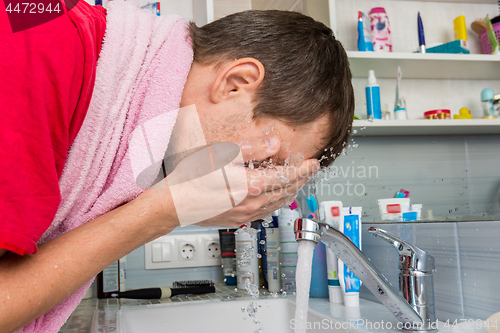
left=320, top=201, right=344, bottom=303
left=338, top=206, right=362, bottom=307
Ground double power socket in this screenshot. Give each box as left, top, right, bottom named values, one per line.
left=144, top=233, right=222, bottom=269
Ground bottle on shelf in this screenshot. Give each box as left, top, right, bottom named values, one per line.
left=366, top=70, right=382, bottom=119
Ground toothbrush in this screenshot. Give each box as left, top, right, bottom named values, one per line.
left=306, top=195, right=319, bottom=219
left=394, top=66, right=405, bottom=111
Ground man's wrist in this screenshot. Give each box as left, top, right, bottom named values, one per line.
left=136, top=187, right=180, bottom=240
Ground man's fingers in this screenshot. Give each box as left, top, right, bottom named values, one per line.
left=246, top=158, right=320, bottom=195
left=262, top=176, right=308, bottom=202
left=249, top=195, right=295, bottom=221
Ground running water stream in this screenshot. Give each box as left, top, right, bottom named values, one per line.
left=293, top=240, right=315, bottom=333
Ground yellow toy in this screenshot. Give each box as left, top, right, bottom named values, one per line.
left=454, top=107, right=472, bottom=119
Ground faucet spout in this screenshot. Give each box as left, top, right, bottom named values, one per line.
left=294, top=217, right=436, bottom=332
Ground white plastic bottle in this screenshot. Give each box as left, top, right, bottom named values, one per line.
left=278, top=206, right=300, bottom=293
left=265, top=221, right=281, bottom=292
left=366, top=70, right=381, bottom=119
left=235, top=226, right=259, bottom=290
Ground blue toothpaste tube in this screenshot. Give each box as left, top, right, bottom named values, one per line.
left=338, top=207, right=362, bottom=307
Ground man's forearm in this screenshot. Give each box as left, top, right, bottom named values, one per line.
left=0, top=189, right=178, bottom=333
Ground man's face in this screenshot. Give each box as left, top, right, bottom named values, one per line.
left=202, top=111, right=329, bottom=167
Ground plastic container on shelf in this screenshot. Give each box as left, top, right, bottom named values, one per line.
left=453, top=15, right=467, bottom=41
left=366, top=70, right=382, bottom=119
left=479, top=21, right=500, bottom=54
left=369, top=7, right=392, bottom=52
left=424, top=109, right=451, bottom=119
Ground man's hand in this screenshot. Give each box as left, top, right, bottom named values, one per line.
left=195, top=137, right=320, bottom=227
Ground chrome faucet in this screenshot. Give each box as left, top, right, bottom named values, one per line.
left=294, top=218, right=436, bottom=332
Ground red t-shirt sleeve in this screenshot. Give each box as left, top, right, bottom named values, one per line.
left=0, top=1, right=106, bottom=255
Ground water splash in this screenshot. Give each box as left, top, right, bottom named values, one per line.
left=235, top=225, right=263, bottom=332
left=243, top=278, right=262, bottom=332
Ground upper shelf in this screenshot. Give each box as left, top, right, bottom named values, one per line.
left=351, top=119, right=500, bottom=136
left=347, top=51, right=500, bottom=80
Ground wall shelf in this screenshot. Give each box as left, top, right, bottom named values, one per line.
left=352, top=119, right=500, bottom=136
left=347, top=51, right=500, bottom=80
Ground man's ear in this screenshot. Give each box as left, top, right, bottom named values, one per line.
left=210, top=58, right=265, bottom=104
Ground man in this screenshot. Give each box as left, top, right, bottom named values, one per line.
left=0, top=1, right=353, bottom=332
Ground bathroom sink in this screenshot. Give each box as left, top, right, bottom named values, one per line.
left=116, top=297, right=346, bottom=333
left=90, top=297, right=489, bottom=333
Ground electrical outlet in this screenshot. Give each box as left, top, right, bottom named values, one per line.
left=145, top=233, right=222, bottom=269
left=179, top=242, right=196, bottom=260
left=205, top=240, right=221, bottom=259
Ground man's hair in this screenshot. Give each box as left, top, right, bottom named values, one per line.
left=189, top=10, right=354, bottom=167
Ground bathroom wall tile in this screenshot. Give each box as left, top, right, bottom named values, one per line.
left=360, top=222, right=464, bottom=321
left=464, top=136, right=500, bottom=218
left=315, top=135, right=469, bottom=221
left=414, top=222, right=464, bottom=321
left=360, top=223, right=401, bottom=303
left=457, top=221, right=500, bottom=320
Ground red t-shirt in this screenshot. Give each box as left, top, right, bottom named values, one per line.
left=0, top=1, right=106, bottom=255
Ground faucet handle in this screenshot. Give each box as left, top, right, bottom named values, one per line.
left=368, top=227, right=435, bottom=273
